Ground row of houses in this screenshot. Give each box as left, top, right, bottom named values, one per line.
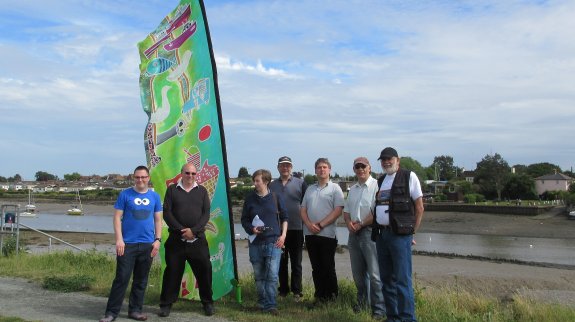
left=0, top=181, right=127, bottom=193
left=2, top=171, right=573, bottom=197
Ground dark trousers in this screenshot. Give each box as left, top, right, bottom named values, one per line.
left=305, top=234, right=338, bottom=300
left=278, top=229, right=304, bottom=295
left=160, top=236, right=213, bottom=306
left=104, top=243, right=153, bottom=317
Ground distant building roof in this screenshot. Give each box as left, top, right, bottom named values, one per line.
left=535, top=173, right=574, bottom=181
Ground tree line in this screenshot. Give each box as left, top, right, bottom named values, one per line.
left=235, top=153, right=575, bottom=205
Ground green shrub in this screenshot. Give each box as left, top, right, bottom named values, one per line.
left=42, top=274, right=94, bottom=292
left=1, top=236, right=25, bottom=257
left=464, top=193, right=485, bottom=203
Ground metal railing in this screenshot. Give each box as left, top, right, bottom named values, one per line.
left=18, top=223, right=86, bottom=253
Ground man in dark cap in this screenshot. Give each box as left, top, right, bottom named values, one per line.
left=373, top=147, right=424, bottom=322
left=269, top=156, right=307, bottom=301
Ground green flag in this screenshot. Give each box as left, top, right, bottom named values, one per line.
left=137, top=0, right=237, bottom=300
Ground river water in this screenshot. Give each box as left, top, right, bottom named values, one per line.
left=13, top=213, right=575, bottom=267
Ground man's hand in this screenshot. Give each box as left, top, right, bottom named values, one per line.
left=347, top=221, right=362, bottom=233
left=181, top=228, right=195, bottom=240
left=151, top=240, right=160, bottom=257
left=275, top=234, right=286, bottom=248
left=116, top=240, right=125, bottom=256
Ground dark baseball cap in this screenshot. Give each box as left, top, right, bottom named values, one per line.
left=377, top=147, right=398, bottom=160
left=277, top=156, right=292, bottom=164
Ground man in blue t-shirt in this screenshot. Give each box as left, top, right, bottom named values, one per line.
left=99, top=165, right=162, bottom=322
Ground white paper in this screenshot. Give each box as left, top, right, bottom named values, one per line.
left=248, top=215, right=265, bottom=243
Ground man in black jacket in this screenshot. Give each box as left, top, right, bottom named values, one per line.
left=159, top=163, right=214, bottom=317
left=373, top=147, right=424, bottom=322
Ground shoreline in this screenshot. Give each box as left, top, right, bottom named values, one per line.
left=7, top=206, right=575, bottom=308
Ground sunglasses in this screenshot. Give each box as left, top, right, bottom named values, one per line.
left=184, top=171, right=197, bottom=175
left=134, top=176, right=149, bottom=180
left=354, top=164, right=367, bottom=170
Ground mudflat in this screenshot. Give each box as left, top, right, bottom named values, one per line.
left=8, top=202, right=575, bottom=308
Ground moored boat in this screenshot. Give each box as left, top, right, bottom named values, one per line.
left=67, top=190, right=83, bottom=216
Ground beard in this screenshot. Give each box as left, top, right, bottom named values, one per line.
left=384, top=163, right=399, bottom=175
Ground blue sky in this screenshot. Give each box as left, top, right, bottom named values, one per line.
left=1, top=0, right=574, bottom=180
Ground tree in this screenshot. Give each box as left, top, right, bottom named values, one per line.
left=474, top=153, right=511, bottom=200
left=525, top=162, right=561, bottom=178
left=431, top=155, right=458, bottom=181
left=64, top=172, right=82, bottom=181
left=502, top=173, right=537, bottom=200
left=511, top=164, right=528, bottom=175
left=35, top=171, right=57, bottom=181
left=237, top=167, right=250, bottom=178
left=399, top=156, right=426, bottom=184
left=8, top=174, right=22, bottom=182
left=304, top=174, right=316, bottom=185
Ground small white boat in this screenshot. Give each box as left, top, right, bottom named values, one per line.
left=67, top=190, right=83, bottom=216
left=21, top=190, right=37, bottom=217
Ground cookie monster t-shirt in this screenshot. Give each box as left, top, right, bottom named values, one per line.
left=114, top=188, right=162, bottom=243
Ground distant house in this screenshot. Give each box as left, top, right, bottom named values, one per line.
left=534, top=172, right=574, bottom=196
left=461, top=170, right=475, bottom=183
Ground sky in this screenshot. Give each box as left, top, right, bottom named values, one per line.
left=1, top=0, right=574, bottom=181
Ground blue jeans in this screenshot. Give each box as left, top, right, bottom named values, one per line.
left=249, top=242, right=282, bottom=311
left=375, top=229, right=416, bottom=322
left=104, top=243, right=153, bottom=317
left=348, top=228, right=385, bottom=316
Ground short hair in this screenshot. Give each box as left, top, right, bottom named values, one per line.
left=314, top=157, right=331, bottom=169
left=180, top=163, right=197, bottom=172
left=252, top=169, right=272, bottom=184
left=134, top=165, right=149, bottom=174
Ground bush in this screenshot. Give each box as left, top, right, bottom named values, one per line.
left=1, top=236, right=25, bottom=256
left=42, top=274, right=94, bottom=292
left=464, top=193, right=485, bottom=203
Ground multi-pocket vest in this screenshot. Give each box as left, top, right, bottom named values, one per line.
left=376, top=168, right=416, bottom=235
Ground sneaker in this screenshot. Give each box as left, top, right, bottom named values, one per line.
left=203, top=303, right=215, bottom=316
left=99, top=315, right=115, bottom=322
left=127, top=312, right=148, bottom=321
left=158, top=305, right=171, bottom=318
left=294, top=294, right=303, bottom=302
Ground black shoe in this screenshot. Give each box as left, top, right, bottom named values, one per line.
left=158, top=305, right=171, bottom=317
left=203, top=303, right=215, bottom=316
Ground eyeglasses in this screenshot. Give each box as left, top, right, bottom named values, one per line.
left=134, top=176, right=149, bottom=180
left=354, top=164, right=367, bottom=170
left=184, top=171, right=197, bottom=175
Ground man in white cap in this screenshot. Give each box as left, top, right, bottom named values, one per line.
left=269, top=156, right=307, bottom=301
left=343, top=157, right=385, bottom=319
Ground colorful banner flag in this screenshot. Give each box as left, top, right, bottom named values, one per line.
left=137, top=0, right=237, bottom=300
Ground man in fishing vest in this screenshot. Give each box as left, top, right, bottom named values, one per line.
left=372, top=147, right=424, bottom=322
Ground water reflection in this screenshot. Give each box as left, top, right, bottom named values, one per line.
left=17, top=214, right=575, bottom=266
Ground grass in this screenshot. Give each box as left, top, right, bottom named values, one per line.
left=1, top=251, right=574, bottom=322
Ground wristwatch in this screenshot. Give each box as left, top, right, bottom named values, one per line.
left=154, top=238, right=162, bottom=243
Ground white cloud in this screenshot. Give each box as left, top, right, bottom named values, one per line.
left=1, top=0, right=574, bottom=179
